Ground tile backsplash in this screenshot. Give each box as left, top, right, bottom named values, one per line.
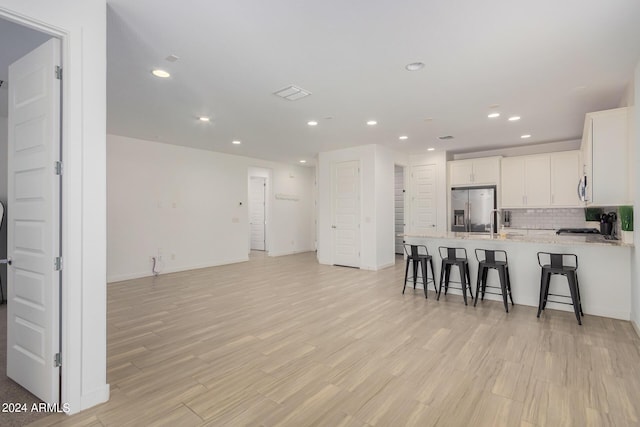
left=506, top=208, right=586, bottom=230
left=506, top=207, right=622, bottom=233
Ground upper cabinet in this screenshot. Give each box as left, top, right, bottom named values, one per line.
left=500, top=151, right=582, bottom=209
left=501, top=154, right=551, bottom=208
left=581, top=107, right=629, bottom=206
left=449, top=157, right=501, bottom=186
left=550, top=151, right=581, bottom=207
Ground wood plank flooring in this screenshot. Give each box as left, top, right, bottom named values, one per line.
left=26, top=251, right=640, bottom=426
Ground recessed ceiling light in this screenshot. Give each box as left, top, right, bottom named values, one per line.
left=488, top=112, right=500, bottom=118
left=299, top=160, right=307, bottom=164
left=232, top=140, right=241, bottom=145
left=399, top=136, right=408, bottom=140
left=366, top=120, right=377, bottom=126
left=508, top=116, right=521, bottom=121
left=405, top=62, right=425, bottom=71
left=427, top=148, right=435, bottom=151
left=307, top=120, right=318, bottom=126
left=521, top=134, right=531, bottom=139
left=198, top=116, right=210, bottom=122
left=151, top=69, right=170, bottom=78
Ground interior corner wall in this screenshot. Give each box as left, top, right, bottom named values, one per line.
left=0, top=116, right=7, bottom=299
left=375, top=145, right=396, bottom=269
left=631, top=59, right=640, bottom=333
left=107, top=134, right=315, bottom=282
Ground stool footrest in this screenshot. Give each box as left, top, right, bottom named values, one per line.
left=480, top=290, right=510, bottom=298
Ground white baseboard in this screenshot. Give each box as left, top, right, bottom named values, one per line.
left=107, top=257, right=249, bottom=283
left=268, top=249, right=315, bottom=257
left=633, top=320, right=640, bottom=338
left=76, top=384, right=110, bottom=414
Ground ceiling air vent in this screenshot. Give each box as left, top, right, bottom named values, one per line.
left=273, top=85, right=311, bottom=101
left=438, top=135, right=454, bottom=140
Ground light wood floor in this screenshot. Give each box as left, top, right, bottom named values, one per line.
left=28, top=251, right=640, bottom=427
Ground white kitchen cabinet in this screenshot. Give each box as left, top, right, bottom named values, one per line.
left=581, top=107, right=629, bottom=205
left=550, top=151, right=581, bottom=207
left=449, top=157, right=501, bottom=186
left=501, top=154, right=550, bottom=208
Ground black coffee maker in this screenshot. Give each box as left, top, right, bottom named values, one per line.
left=600, top=212, right=617, bottom=236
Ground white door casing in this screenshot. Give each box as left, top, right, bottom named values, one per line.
left=394, top=166, right=404, bottom=254
left=7, top=38, right=61, bottom=404
left=332, top=161, right=360, bottom=267
left=249, top=177, right=266, bottom=251
left=410, top=164, right=437, bottom=233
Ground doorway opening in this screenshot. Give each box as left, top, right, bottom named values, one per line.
left=0, top=15, right=62, bottom=421
left=394, top=165, right=405, bottom=255
left=248, top=167, right=271, bottom=253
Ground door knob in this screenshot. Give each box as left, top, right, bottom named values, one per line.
left=0, top=257, right=12, bottom=265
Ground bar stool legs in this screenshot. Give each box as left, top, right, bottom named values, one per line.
left=403, top=244, right=436, bottom=298
left=473, top=249, right=513, bottom=313
left=436, top=249, right=473, bottom=306
left=536, top=252, right=583, bottom=325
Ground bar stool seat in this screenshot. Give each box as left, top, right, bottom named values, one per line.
left=474, top=249, right=514, bottom=312
left=437, top=247, right=473, bottom=305
left=536, top=252, right=584, bottom=325
left=403, top=244, right=437, bottom=298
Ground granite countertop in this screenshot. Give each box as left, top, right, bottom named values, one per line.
left=402, top=231, right=633, bottom=247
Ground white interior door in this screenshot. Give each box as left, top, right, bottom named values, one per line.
left=249, top=177, right=266, bottom=251
left=332, top=161, right=360, bottom=267
left=411, top=164, right=437, bottom=232
left=394, top=165, right=404, bottom=254
left=7, top=38, right=61, bottom=405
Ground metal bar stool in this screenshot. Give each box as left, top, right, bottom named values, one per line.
left=437, top=247, right=473, bottom=305
left=474, top=249, right=514, bottom=312
left=536, top=252, right=584, bottom=325
left=402, top=244, right=437, bottom=298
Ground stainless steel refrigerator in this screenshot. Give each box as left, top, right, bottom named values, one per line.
left=451, top=186, right=497, bottom=232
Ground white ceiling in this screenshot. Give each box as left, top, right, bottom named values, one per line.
left=0, top=18, right=52, bottom=117
left=114, top=1, right=640, bottom=164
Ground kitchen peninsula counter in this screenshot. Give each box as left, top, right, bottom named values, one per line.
left=402, top=231, right=633, bottom=320
left=404, top=230, right=633, bottom=247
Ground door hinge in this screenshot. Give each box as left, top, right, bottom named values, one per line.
left=54, top=161, right=63, bottom=175
left=54, top=353, right=62, bottom=367
left=55, top=66, right=62, bottom=80
left=54, top=257, right=62, bottom=271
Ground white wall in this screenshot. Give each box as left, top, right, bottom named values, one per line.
left=107, top=134, right=315, bottom=282
left=408, top=150, right=448, bottom=234
left=317, top=144, right=396, bottom=270
left=375, top=145, right=396, bottom=269
left=631, top=60, right=640, bottom=334
left=0, top=116, right=6, bottom=299
left=0, top=0, right=107, bottom=413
